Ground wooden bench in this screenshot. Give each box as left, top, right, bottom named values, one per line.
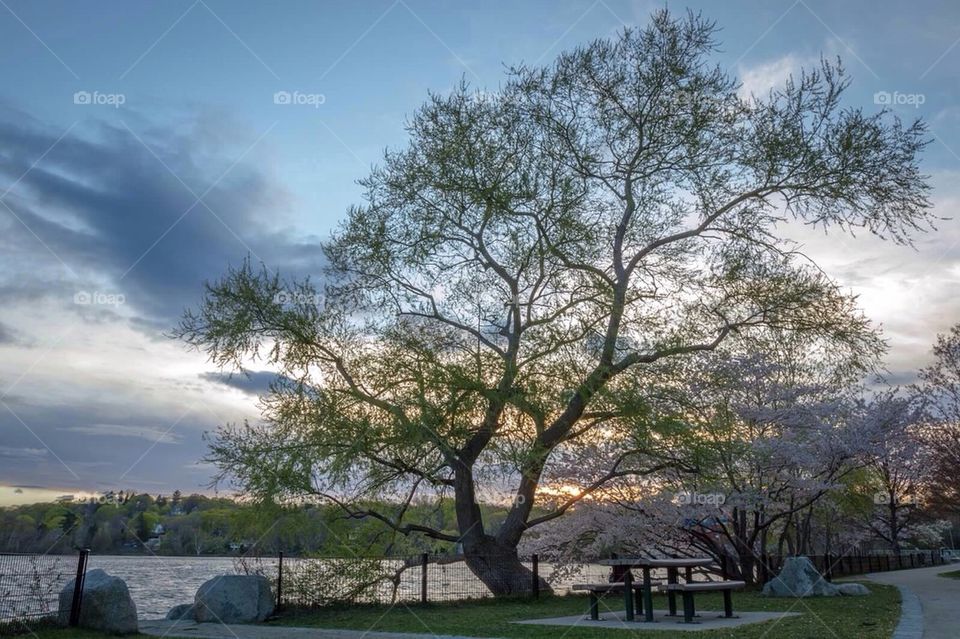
left=659, top=580, right=746, bottom=623
left=572, top=581, right=662, bottom=620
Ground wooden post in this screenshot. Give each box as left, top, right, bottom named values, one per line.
left=531, top=554, right=539, bottom=599
left=69, top=549, right=90, bottom=627
left=642, top=567, right=655, bottom=623
left=276, top=551, right=283, bottom=611
left=623, top=568, right=635, bottom=621
left=420, top=553, right=428, bottom=604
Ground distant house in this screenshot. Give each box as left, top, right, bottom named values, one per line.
left=152, top=523, right=165, bottom=536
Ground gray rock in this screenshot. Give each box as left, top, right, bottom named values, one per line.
left=194, top=574, right=275, bottom=623
left=837, top=582, right=871, bottom=596
left=166, top=603, right=196, bottom=620
left=762, top=556, right=840, bottom=597
left=57, top=569, right=139, bottom=634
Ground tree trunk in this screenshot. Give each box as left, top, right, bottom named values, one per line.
left=461, top=535, right=550, bottom=596
left=889, top=499, right=901, bottom=554
left=453, top=462, right=551, bottom=596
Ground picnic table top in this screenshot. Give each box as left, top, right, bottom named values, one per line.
left=599, top=557, right=714, bottom=568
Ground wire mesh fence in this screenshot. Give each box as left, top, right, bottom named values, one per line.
left=0, top=552, right=81, bottom=633
left=237, top=553, right=613, bottom=608
left=240, top=548, right=951, bottom=609
left=726, top=549, right=950, bottom=584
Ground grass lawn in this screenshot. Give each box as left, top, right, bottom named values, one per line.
left=272, top=583, right=901, bottom=639
left=4, top=632, right=151, bottom=639
left=938, top=569, right=960, bottom=580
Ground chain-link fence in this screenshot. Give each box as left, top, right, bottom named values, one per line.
left=725, top=549, right=950, bottom=584
left=0, top=551, right=86, bottom=634
left=237, top=553, right=612, bottom=609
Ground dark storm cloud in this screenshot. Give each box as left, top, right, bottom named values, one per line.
left=199, top=370, right=291, bottom=396
left=0, top=322, right=18, bottom=344
left=0, top=108, right=326, bottom=326
left=0, top=398, right=217, bottom=492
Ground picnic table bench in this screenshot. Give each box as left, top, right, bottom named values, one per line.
left=660, top=580, right=746, bottom=623
left=572, top=580, right=664, bottom=620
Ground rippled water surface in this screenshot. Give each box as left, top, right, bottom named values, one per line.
left=3, top=554, right=613, bottom=621
left=87, top=556, right=240, bottom=619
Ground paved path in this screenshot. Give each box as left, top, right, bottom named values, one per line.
left=863, top=563, right=960, bottom=639
left=140, top=620, right=497, bottom=639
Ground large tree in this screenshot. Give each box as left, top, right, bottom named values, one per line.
left=178, top=11, right=931, bottom=594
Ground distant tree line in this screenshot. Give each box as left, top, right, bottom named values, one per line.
left=0, top=490, right=512, bottom=556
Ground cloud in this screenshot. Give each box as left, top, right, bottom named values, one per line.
left=738, top=54, right=806, bottom=99
left=0, top=446, right=48, bottom=459
left=199, top=370, right=289, bottom=396
left=58, top=423, right=183, bottom=444
left=0, top=106, right=326, bottom=328
left=0, top=322, right=19, bottom=345
left=780, top=170, right=960, bottom=380
left=0, top=107, right=319, bottom=494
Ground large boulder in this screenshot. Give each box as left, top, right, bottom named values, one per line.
left=762, top=556, right=841, bottom=597
left=166, top=603, right=196, bottom=620
left=57, top=569, right=139, bottom=634
left=194, top=574, right=274, bottom=623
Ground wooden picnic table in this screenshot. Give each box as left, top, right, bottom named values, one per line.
left=599, top=557, right=715, bottom=622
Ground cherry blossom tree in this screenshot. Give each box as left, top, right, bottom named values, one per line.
left=524, top=350, right=867, bottom=583
left=918, top=325, right=960, bottom=520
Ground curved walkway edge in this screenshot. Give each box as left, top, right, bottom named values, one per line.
left=863, top=562, right=960, bottom=639
left=890, top=584, right=923, bottom=639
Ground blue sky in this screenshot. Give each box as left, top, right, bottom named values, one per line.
left=2, top=0, right=960, bottom=503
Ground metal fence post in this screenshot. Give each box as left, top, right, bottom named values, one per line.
left=276, top=551, right=283, bottom=612
left=420, top=553, right=428, bottom=604
left=69, top=549, right=90, bottom=627
left=531, top=554, right=539, bottom=599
